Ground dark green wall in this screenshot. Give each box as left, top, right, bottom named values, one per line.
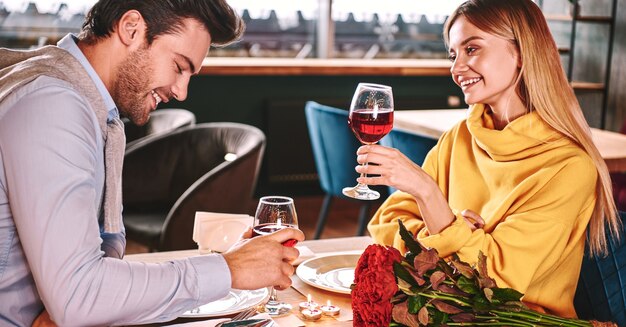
left=166, top=74, right=463, bottom=195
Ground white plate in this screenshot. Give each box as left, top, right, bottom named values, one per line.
left=180, top=288, right=269, bottom=318
left=295, top=252, right=362, bottom=294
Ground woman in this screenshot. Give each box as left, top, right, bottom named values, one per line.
left=358, top=0, right=620, bottom=318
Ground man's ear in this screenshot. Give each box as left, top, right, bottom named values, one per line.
left=116, top=10, right=146, bottom=47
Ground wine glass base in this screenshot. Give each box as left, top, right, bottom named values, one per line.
left=264, top=301, right=292, bottom=316
left=342, top=185, right=380, bottom=200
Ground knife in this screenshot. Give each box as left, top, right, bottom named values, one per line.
left=219, top=318, right=272, bottom=327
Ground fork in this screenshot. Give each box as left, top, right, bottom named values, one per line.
left=215, top=307, right=258, bottom=327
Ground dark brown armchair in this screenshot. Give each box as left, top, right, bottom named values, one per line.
left=123, top=108, right=196, bottom=152
left=122, top=122, right=265, bottom=251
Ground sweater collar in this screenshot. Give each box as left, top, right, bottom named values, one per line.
left=466, top=103, right=570, bottom=161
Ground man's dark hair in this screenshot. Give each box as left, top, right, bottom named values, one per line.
left=79, top=0, right=244, bottom=46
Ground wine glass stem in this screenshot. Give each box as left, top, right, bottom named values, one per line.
left=268, top=287, right=278, bottom=303
left=356, top=161, right=368, bottom=187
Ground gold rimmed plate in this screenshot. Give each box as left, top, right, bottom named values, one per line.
left=180, top=288, right=269, bottom=318
left=295, top=252, right=362, bottom=294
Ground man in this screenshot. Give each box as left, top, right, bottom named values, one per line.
left=0, top=0, right=304, bottom=325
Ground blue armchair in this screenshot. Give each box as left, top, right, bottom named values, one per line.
left=304, top=101, right=386, bottom=239
left=574, top=211, right=626, bottom=326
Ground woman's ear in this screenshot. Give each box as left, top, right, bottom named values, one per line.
left=116, top=10, right=146, bottom=47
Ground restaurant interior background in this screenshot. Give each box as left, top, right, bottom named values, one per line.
left=1, top=0, right=625, bottom=197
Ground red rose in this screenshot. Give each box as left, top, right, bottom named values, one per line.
left=352, top=244, right=402, bottom=327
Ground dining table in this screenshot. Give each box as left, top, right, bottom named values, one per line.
left=124, top=236, right=374, bottom=326
left=394, top=109, right=626, bottom=173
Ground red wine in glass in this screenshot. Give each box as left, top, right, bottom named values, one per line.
left=252, top=223, right=298, bottom=247
left=349, top=109, right=394, bottom=144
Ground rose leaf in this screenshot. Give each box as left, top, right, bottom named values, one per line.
left=414, top=249, right=439, bottom=276
left=418, top=306, right=429, bottom=326
left=408, top=295, right=426, bottom=314
left=450, top=259, right=475, bottom=279
left=398, top=220, right=424, bottom=256
left=438, top=284, right=470, bottom=297
left=394, top=262, right=421, bottom=288
left=432, top=299, right=464, bottom=314
left=450, top=312, right=475, bottom=322
left=392, top=301, right=421, bottom=327
left=491, top=288, right=524, bottom=302
left=483, top=288, right=494, bottom=302
left=456, top=275, right=479, bottom=295
left=432, top=309, right=449, bottom=325
left=430, top=271, right=447, bottom=290
left=475, top=251, right=497, bottom=289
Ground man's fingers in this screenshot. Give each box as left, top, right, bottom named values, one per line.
left=281, top=261, right=295, bottom=276
left=268, top=227, right=305, bottom=243
left=283, top=246, right=300, bottom=262
left=240, top=226, right=253, bottom=239
left=274, top=277, right=292, bottom=290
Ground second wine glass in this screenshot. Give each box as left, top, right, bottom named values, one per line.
left=342, top=83, right=394, bottom=200
left=253, top=196, right=299, bottom=315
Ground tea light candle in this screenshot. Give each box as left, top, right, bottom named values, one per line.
left=320, top=300, right=341, bottom=316
left=298, top=294, right=318, bottom=312
left=301, top=308, right=322, bottom=321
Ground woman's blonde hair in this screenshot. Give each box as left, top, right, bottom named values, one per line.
left=443, top=0, right=620, bottom=256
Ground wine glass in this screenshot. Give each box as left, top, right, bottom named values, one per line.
left=342, top=83, right=394, bottom=200
left=252, top=196, right=299, bottom=315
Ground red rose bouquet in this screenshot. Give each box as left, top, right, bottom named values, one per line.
left=351, top=220, right=617, bottom=327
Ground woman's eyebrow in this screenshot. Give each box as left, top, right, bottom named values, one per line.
left=460, top=36, right=484, bottom=45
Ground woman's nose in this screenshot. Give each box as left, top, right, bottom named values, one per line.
left=450, top=56, right=468, bottom=75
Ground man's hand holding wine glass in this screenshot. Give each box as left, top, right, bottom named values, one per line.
left=222, top=227, right=303, bottom=291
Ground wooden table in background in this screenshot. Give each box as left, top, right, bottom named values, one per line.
left=124, top=236, right=373, bottom=326
left=394, top=109, right=626, bottom=173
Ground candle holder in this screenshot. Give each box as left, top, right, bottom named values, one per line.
left=301, top=308, right=322, bottom=321
left=320, top=300, right=341, bottom=316
left=298, top=294, right=319, bottom=312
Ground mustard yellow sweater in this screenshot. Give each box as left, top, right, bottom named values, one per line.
left=369, top=104, right=596, bottom=318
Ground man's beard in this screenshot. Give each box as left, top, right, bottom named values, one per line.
left=112, top=45, right=154, bottom=126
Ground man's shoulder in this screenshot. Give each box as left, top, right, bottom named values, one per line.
left=0, top=75, right=97, bottom=128
left=4, top=75, right=88, bottom=107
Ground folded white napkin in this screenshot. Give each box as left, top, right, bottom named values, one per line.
left=293, top=245, right=315, bottom=266
left=193, top=212, right=252, bottom=253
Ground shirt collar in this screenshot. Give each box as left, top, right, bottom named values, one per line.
left=57, top=34, right=119, bottom=122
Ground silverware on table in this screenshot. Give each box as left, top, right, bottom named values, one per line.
left=218, top=318, right=272, bottom=327
left=215, top=307, right=259, bottom=327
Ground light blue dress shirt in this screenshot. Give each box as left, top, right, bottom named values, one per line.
left=0, top=34, right=231, bottom=326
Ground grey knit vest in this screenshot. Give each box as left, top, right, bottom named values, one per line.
left=0, top=45, right=125, bottom=233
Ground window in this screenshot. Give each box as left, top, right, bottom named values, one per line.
left=225, top=0, right=465, bottom=59
left=0, top=1, right=92, bottom=49
left=0, top=0, right=464, bottom=59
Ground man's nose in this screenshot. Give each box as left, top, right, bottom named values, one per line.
left=170, top=76, right=190, bottom=101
